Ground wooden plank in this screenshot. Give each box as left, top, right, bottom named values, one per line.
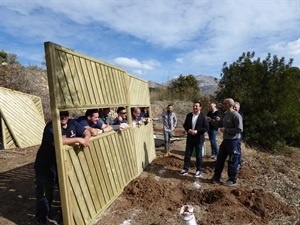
left=94, top=138, right=114, bottom=201
left=76, top=148, right=97, bottom=216
left=90, top=61, right=104, bottom=104
left=103, top=136, right=121, bottom=192
left=82, top=145, right=101, bottom=211
left=98, top=137, right=118, bottom=195
left=68, top=149, right=93, bottom=222
left=122, top=130, right=137, bottom=178
left=114, top=133, right=130, bottom=183
left=74, top=56, right=90, bottom=105
left=66, top=152, right=85, bottom=224
left=100, top=65, right=112, bottom=103
left=89, top=140, right=107, bottom=208
left=107, top=135, right=126, bottom=188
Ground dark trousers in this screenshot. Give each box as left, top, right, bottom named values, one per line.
left=35, top=175, right=57, bottom=223
left=214, top=139, right=240, bottom=183
left=238, top=135, right=242, bottom=165
left=183, top=140, right=203, bottom=172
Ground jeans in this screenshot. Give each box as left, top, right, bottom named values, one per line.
left=183, top=140, right=203, bottom=172
left=163, top=130, right=173, bottom=152
left=35, top=175, right=57, bottom=223
left=208, top=129, right=219, bottom=156
left=213, top=139, right=240, bottom=183
left=238, top=135, right=242, bottom=165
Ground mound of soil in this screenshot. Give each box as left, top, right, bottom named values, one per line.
left=96, top=141, right=299, bottom=225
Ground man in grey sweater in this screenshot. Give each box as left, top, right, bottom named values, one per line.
left=206, top=98, right=243, bottom=186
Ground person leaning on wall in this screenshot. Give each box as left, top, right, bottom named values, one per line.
left=99, top=108, right=128, bottom=131
left=76, top=108, right=113, bottom=136
left=34, top=111, right=91, bottom=225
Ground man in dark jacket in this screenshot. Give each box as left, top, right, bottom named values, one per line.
left=179, top=101, right=209, bottom=177
left=207, top=103, right=222, bottom=159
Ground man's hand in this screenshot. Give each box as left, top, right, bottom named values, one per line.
left=78, top=138, right=90, bottom=147
left=188, top=129, right=197, bottom=135
left=120, top=123, right=129, bottom=129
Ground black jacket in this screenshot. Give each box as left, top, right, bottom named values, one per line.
left=183, top=112, right=209, bottom=143
left=207, top=110, right=222, bottom=131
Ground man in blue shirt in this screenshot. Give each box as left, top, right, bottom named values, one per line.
left=34, top=111, right=91, bottom=224
left=76, top=109, right=113, bottom=136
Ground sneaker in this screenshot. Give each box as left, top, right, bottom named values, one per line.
left=164, top=151, right=172, bottom=157
left=194, top=171, right=202, bottom=178
left=209, top=176, right=221, bottom=184
left=179, top=169, right=188, bottom=176
left=223, top=179, right=237, bottom=187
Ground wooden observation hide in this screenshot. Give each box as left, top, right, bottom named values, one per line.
left=0, top=87, right=45, bottom=149
left=44, top=42, right=155, bottom=225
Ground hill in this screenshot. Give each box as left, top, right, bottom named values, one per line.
left=149, top=75, right=220, bottom=96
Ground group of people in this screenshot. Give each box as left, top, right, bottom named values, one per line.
left=33, top=106, right=149, bottom=224
left=34, top=100, right=243, bottom=224
left=161, top=98, right=243, bottom=187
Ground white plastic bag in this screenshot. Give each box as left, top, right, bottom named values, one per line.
left=180, top=205, right=197, bottom=225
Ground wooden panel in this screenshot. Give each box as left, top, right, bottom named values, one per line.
left=61, top=131, right=139, bottom=225
left=1, top=118, right=17, bottom=149
left=0, top=87, right=44, bottom=149
left=133, top=123, right=156, bottom=174
left=44, top=41, right=156, bottom=225
left=128, top=75, right=151, bottom=106
left=45, top=43, right=130, bottom=109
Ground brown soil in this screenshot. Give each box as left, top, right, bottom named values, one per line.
left=1, top=139, right=299, bottom=225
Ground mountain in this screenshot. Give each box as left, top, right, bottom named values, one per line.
left=148, top=75, right=220, bottom=96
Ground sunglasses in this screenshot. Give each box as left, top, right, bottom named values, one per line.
left=120, top=111, right=127, bottom=114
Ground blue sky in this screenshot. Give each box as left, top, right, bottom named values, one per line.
left=0, top=0, right=299, bottom=83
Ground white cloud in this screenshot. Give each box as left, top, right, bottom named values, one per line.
left=114, top=57, right=160, bottom=71
left=0, top=0, right=299, bottom=81
left=269, top=39, right=300, bottom=57
left=176, top=58, right=184, bottom=64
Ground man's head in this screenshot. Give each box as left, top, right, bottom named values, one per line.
left=85, top=109, right=99, bottom=124
left=117, top=107, right=127, bottom=118
left=209, top=103, right=217, bottom=111
left=99, top=108, right=110, bottom=116
left=166, top=104, right=173, bottom=113
left=60, top=111, right=69, bottom=126
left=193, top=101, right=202, bottom=114
left=223, top=98, right=234, bottom=111
left=132, top=107, right=141, bottom=119
left=233, top=102, right=240, bottom=112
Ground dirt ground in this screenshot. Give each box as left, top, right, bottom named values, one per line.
left=0, top=137, right=299, bottom=225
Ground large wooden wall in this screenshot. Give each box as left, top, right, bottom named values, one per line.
left=44, top=42, right=155, bottom=225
